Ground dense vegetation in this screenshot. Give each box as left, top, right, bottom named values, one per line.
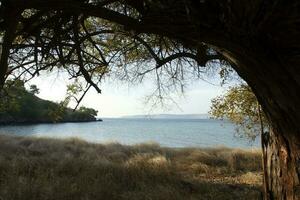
left=0, top=80, right=98, bottom=124
left=0, top=135, right=262, bottom=200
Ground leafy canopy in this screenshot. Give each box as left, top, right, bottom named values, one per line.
left=0, top=0, right=232, bottom=109
left=210, top=84, right=268, bottom=141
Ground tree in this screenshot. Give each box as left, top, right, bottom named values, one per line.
left=0, top=1, right=299, bottom=199
left=210, top=84, right=268, bottom=141
left=78, top=107, right=98, bottom=117
left=29, top=84, right=40, bottom=95
left=210, top=84, right=271, bottom=199
left=0, top=80, right=98, bottom=123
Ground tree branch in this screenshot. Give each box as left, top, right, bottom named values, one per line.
left=0, top=9, right=20, bottom=87
left=72, top=16, right=102, bottom=94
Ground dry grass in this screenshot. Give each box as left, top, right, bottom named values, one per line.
left=0, top=135, right=263, bottom=200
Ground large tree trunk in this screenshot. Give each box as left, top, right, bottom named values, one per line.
left=254, top=61, right=300, bottom=200
left=234, top=59, right=300, bottom=199
left=220, top=46, right=300, bottom=199
left=266, top=128, right=300, bottom=199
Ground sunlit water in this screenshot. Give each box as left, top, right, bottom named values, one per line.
left=0, top=118, right=260, bottom=148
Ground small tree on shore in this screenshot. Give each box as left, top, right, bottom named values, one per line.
left=29, top=84, right=40, bottom=95
left=210, top=84, right=271, bottom=199
left=210, top=84, right=269, bottom=141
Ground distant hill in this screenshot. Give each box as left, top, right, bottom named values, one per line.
left=0, top=80, right=98, bottom=124
left=122, top=114, right=211, bottom=119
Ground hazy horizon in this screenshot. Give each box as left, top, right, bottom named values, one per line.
left=118, top=113, right=211, bottom=118
left=28, top=71, right=231, bottom=118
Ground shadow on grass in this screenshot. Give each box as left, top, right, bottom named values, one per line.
left=0, top=135, right=262, bottom=200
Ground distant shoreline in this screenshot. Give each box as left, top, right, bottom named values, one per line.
left=121, top=114, right=211, bottom=119
left=0, top=118, right=103, bottom=126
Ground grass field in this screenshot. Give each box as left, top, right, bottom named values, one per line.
left=0, top=135, right=262, bottom=200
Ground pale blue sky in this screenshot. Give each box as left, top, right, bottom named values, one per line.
left=28, top=71, right=229, bottom=118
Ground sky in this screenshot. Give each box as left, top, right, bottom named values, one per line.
left=28, top=71, right=229, bottom=118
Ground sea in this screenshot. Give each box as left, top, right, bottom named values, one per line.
left=0, top=118, right=260, bottom=148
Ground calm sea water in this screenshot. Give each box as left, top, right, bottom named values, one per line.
left=0, top=118, right=260, bottom=148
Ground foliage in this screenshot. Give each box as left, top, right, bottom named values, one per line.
left=0, top=79, right=98, bottom=124
left=210, top=84, right=268, bottom=141
left=78, top=106, right=98, bottom=117
left=29, top=84, right=39, bottom=95
left=0, top=1, right=233, bottom=107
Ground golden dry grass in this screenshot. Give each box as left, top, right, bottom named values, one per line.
left=0, top=135, right=262, bottom=200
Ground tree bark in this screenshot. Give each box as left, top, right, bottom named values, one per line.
left=266, top=128, right=300, bottom=200
left=245, top=58, right=300, bottom=200
left=231, top=56, right=300, bottom=200
left=218, top=45, right=300, bottom=200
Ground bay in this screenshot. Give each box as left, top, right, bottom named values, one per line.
left=0, top=118, right=260, bottom=148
